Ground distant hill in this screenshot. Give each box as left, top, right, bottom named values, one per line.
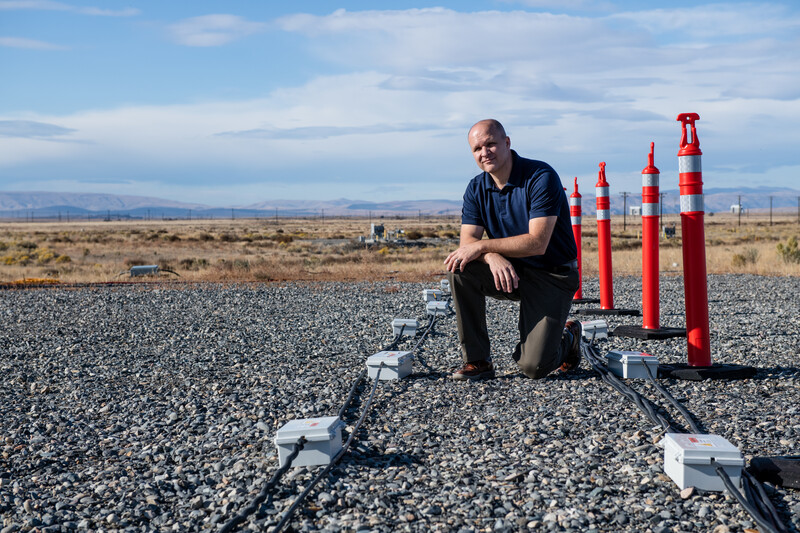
left=0, top=187, right=797, bottom=219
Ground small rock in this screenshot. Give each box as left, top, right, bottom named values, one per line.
left=680, top=486, right=696, bottom=499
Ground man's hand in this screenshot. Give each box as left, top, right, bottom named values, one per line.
left=444, top=241, right=483, bottom=273
left=484, top=253, right=519, bottom=293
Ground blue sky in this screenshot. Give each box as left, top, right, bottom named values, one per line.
left=1, top=0, right=799, bottom=207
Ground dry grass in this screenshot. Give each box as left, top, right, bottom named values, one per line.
left=1, top=212, right=798, bottom=284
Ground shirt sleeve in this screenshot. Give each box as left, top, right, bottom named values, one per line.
left=528, top=167, right=564, bottom=219
left=461, top=180, right=484, bottom=227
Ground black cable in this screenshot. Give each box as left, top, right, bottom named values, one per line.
left=642, top=358, right=703, bottom=434
left=218, top=437, right=306, bottom=533
left=337, top=368, right=367, bottom=420
left=582, top=343, right=673, bottom=432
left=742, top=471, right=789, bottom=533
left=713, top=462, right=784, bottom=533
left=272, top=363, right=386, bottom=532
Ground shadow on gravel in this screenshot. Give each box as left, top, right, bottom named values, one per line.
left=748, top=366, right=800, bottom=380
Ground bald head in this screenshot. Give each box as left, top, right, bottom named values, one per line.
left=469, top=119, right=506, bottom=140
left=468, top=119, right=513, bottom=184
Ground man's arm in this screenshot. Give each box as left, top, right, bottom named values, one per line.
left=444, top=216, right=557, bottom=293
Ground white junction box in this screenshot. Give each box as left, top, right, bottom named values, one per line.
left=580, top=319, right=608, bottom=340
left=391, top=318, right=418, bottom=336
left=426, top=300, right=448, bottom=316
left=663, top=433, right=744, bottom=491
left=423, top=289, right=443, bottom=302
left=607, top=350, right=659, bottom=379
left=440, top=279, right=450, bottom=292
left=366, top=350, right=413, bottom=380
left=274, top=416, right=345, bottom=468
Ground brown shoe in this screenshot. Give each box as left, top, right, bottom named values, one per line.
left=559, top=321, right=582, bottom=372
left=451, top=360, right=495, bottom=381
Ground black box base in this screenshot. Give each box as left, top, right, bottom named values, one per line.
left=574, top=308, right=640, bottom=316
left=657, top=363, right=757, bottom=381
left=612, top=325, right=686, bottom=339
left=572, top=298, right=600, bottom=304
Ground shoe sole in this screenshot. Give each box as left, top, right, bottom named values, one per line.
left=451, top=370, right=496, bottom=381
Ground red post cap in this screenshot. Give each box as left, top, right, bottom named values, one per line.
left=677, top=113, right=702, bottom=156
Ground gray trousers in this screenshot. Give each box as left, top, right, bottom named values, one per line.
left=448, top=261, right=579, bottom=378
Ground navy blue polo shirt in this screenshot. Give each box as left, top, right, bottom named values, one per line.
left=461, top=150, right=577, bottom=269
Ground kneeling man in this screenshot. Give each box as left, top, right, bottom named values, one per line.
left=444, top=119, right=581, bottom=380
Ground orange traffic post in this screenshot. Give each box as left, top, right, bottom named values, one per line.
left=575, top=163, right=638, bottom=317
left=676, top=113, right=711, bottom=366
left=570, top=178, right=600, bottom=304
left=659, top=114, right=754, bottom=379
left=613, top=144, right=684, bottom=339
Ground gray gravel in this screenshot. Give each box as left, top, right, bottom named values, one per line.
left=1, top=274, right=798, bottom=532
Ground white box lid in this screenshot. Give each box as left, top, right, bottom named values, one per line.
left=275, top=416, right=344, bottom=444
left=608, top=350, right=659, bottom=364
left=392, top=318, right=418, bottom=330
left=367, top=350, right=412, bottom=367
left=665, top=433, right=744, bottom=466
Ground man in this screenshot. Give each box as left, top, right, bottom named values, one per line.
left=444, top=119, right=581, bottom=380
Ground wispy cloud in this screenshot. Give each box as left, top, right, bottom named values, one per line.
left=215, top=122, right=436, bottom=140
left=167, top=14, right=267, bottom=46
left=0, top=0, right=139, bottom=16
left=0, top=120, right=77, bottom=138
left=0, top=36, right=67, bottom=49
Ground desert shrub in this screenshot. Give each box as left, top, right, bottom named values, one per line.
left=55, top=255, right=72, bottom=264
left=36, top=249, right=56, bottom=264
left=439, top=230, right=458, bottom=239
left=124, top=257, right=148, bottom=267
left=196, top=232, right=214, bottom=241
left=0, top=242, right=7, bottom=251
left=17, top=241, right=38, bottom=250
left=219, top=233, right=237, bottom=242
left=178, top=257, right=209, bottom=271
left=405, top=230, right=424, bottom=240
left=423, top=230, right=438, bottom=238
left=269, top=234, right=293, bottom=244
left=776, top=236, right=800, bottom=264
left=145, top=233, right=160, bottom=241
left=732, top=248, right=759, bottom=267
left=161, top=233, right=181, bottom=242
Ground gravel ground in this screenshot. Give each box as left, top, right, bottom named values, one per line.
left=1, top=274, right=799, bottom=533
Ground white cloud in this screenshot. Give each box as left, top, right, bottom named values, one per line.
left=0, top=0, right=139, bottom=16
left=167, top=14, right=267, bottom=47
left=0, top=36, right=67, bottom=49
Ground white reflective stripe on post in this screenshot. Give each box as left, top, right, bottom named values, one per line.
left=642, top=174, right=659, bottom=187
left=678, top=155, right=702, bottom=174
left=642, top=203, right=659, bottom=217
left=596, top=186, right=609, bottom=198
left=571, top=215, right=582, bottom=225
left=680, top=194, right=704, bottom=213
left=596, top=209, right=610, bottom=220
left=569, top=197, right=581, bottom=207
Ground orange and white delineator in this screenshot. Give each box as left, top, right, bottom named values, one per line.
left=676, top=113, right=712, bottom=367
left=570, top=177, right=583, bottom=300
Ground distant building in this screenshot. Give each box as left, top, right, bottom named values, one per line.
left=629, top=206, right=641, bottom=216
left=730, top=204, right=746, bottom=214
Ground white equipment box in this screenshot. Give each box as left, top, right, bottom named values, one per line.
left=663, top=433, right=744, bottom=491
left=607, top=350, right=659, bottom=379
left=580, top=319, right=608, bottom=340
left=274, top=416, right=345, bottom=468
left=366, top=350, right=413, bottom=380
left=391, top=318, right=418, bottom=336
left=426, top=300, right=448, bottom=316
left=440, top=279, right=450, bottom=292
left=423, top=289, right=443, bottom=302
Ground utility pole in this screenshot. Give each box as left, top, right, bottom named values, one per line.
left=231, top=208, right=235, bottom=220
left=619, top=192, right=630, bottom=231
left=659, top=192, right=666, bottom=231
left=321, top=209, right=325, bottom=224
left=738, top=195, right=742, bottom=227
left=769, top=196, right=773, bottom=226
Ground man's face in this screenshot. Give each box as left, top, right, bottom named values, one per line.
left=468, top=124, right=511, bottom=176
